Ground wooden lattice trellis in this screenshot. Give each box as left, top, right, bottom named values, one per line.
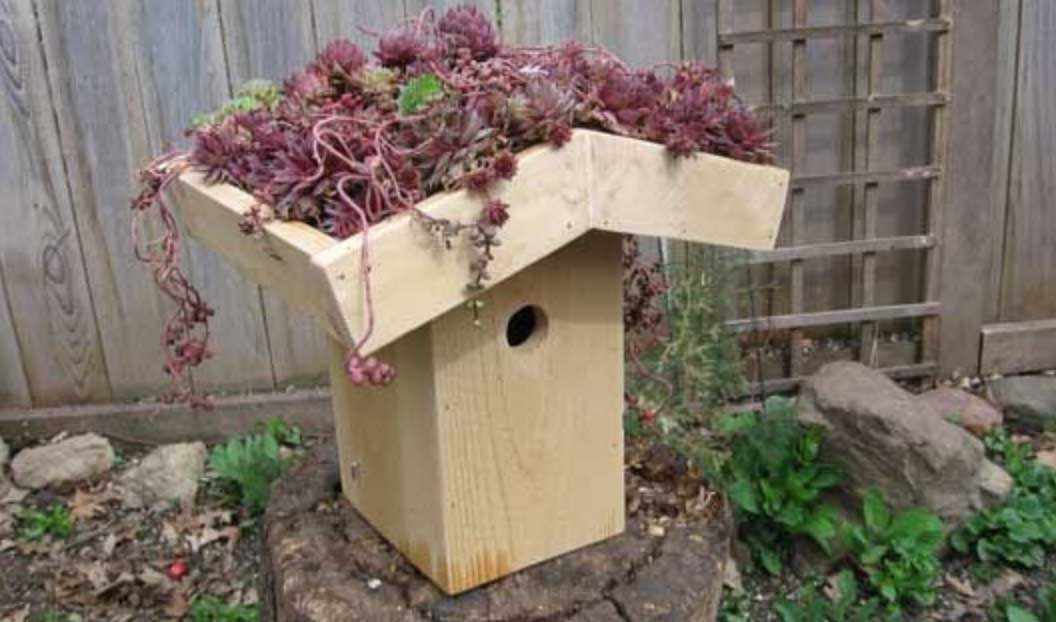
left=716, top=0, right=953, bottom=393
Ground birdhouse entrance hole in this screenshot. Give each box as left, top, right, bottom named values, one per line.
left=506, top=304, right=547, bottom=348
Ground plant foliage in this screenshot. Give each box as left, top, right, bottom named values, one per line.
left=189, top=597, right=259, bottom=622
left=209, top=431, right=285, bottom=514
left=774, top=571, right=892, bottom=622
left=951, top=427, right=1056, bottom=568
left=17, top=503, right=73, bottom=541
left=847, top=489, right=944, bottom=609
left=722, top=396, right=841, bottom=574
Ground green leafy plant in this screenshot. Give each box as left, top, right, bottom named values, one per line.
left=774, top=571, right=890, bottom=622
left=717, top=588, right=752, bottom=622
left=989, top=584, right=1056, bottom=622
left=722, top=396, right=841, bottom=574
left=847, top=489, right=944, bottom=608
left=192, top=79, right=281, bottom=127
left=951, top=428, right=1056, bottom=568
left=189, top=597, right=259, bottom=622
left=17, top=503, right=73, bottom=541
left=258, top=416, right=303, bottom=447
left=397, top=73, right=443, bottom=114
left=209, top=432, right=285, bottom=514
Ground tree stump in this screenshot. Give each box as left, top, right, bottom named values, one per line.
left=261, top=442, right=733, bottom=622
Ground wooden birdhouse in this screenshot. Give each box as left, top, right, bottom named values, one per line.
left=170, top=129, right=789, bottom=594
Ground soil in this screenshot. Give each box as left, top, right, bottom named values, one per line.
left=0, top=441, right=266, bottom=621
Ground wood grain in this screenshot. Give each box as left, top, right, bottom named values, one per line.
left=980, top=320, right=1056, bottom=375
left=127, top=0, right=276, bottom=393
left=0, top=0, right=110, bottom=405
left=1000, top=0, right=1056, bottom=322
left=937, top=0, right=1004, bottom=375
left=310, top=0, right=406, bottom=50
left=333, top=232, right=625, bottom=594
left=0, top=265, right=31, bottom=407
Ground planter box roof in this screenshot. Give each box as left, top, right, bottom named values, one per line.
left=170, top=129, right=789, bottom=355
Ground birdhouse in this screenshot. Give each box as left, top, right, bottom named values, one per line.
left=170, top=129, right=789, bottom=594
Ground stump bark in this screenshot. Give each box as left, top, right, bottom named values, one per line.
left=262, top=442, right=732, bottom=622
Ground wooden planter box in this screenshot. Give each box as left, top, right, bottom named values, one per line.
left=170, top=129, right=788, bottom=594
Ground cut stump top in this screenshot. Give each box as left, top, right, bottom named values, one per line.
left=261, top=442, right=734, bottom=622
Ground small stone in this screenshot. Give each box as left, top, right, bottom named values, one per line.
left=916, top=387, right=1003, bottom=436
left=366, top=578, right=382, bottom=590
left=722, top=558, right=743, bottom=591
left=118, top=442, right=207, bottom=508
left=647, top=523, right=666, bottom=537
left=987, top=375, right=1056, bottom=433
left=0, top=436, right=9, bottom=467
left=11, top=433, right=114, bottom=489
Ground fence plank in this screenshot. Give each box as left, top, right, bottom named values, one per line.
left=0, top=266, right=31, bottom=407
left=219, top=0, right=319, bottom=82
left=126, top=0, right=276, bottom=393
left=500, top=0, right=580, bottom=45
left=937, top=0, right=1004, bottom=375
left=0, top=0, right=110, bottom=406
left=1000, top=0, right=1056, bottom=322
left=980, top=320, right=1056, bottom=375
left=34, top=0, right=271, bottom=400
left=311, top=0, right=406, bottom=48
left=727, top=301, right=941, bottom=333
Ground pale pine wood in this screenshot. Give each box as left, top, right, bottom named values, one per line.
left=332, top=232, right=625, bottom=594
left=0, top=0, right=110, bottom=405
left=311, top=131, right=594, bottom=352
left=169, top=174, right=338, bottom=334
left=175, top=129, right=789, bottom=355
left=980, top=319, right=1056, bottom=375
left=589, top=132, right=789, bottom=251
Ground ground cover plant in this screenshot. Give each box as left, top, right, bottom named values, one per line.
left=130, top=4, right=771, bottom=405
left=952, top=427, right=1056, bottom=569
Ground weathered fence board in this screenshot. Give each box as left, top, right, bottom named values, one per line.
left=1000, top=0, right=1056, bottom=323
left=1, top=0, right=110, bottom=405
left=130, top=0, right=276, bottom=394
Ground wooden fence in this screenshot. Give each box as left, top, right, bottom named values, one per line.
left=0, top=0, right=1052, bottom=410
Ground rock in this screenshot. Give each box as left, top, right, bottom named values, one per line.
left=11, top=433, right=114, bottom=489
left=987, top=376, right=1056, bottom=433
left=978, top=460, right=1015, bottom=506
left=262, top=442, right=733, bottom=622
left=119, top=442, right=207, bottom=508
left=0, top=436, right=9, bottom=467
left=798, top=362, right=1010, bottom=528
left=915, top=387, right=1003, bottom=436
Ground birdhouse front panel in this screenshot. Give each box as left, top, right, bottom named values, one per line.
left=332, top=232, right=625, bottom=594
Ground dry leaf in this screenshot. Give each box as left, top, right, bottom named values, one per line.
left=71, top=489, right=106, bottom=522
left=162, top=589, right=190, bottom=617
left=1, top=605, right=30, bottom=622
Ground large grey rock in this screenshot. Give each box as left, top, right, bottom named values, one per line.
left=119, top=442, right=207, bottom=508
left=915, top=387, right=1003, bottom=436
left=799, top=362, right=1010, bottom=528
left=987, top=376, right=1056, bottom=433
left=11, top=433, right=114, bottom=489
